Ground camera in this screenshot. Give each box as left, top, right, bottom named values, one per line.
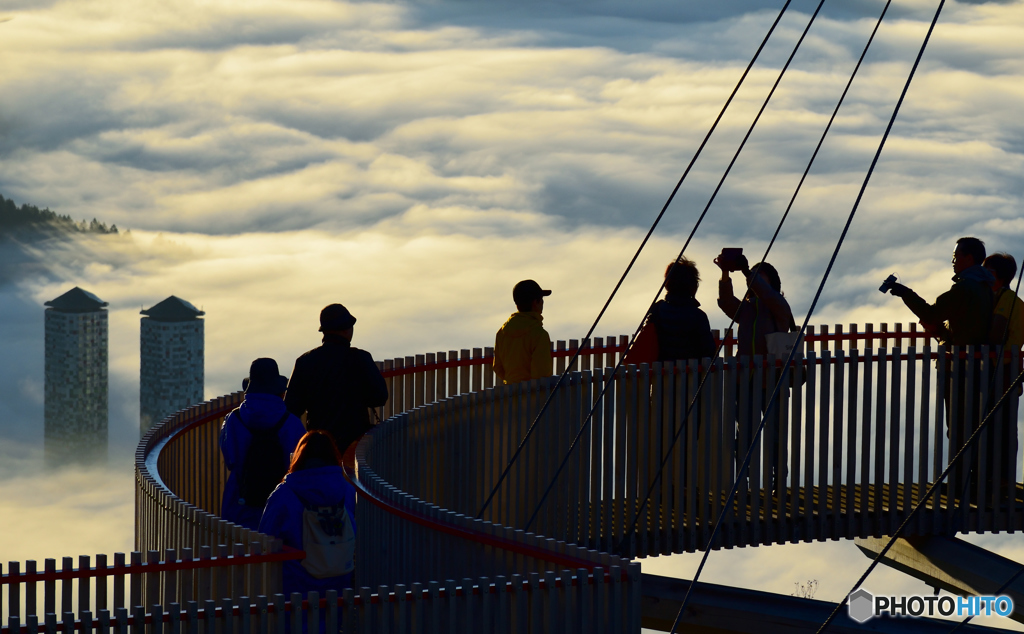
left=716, top=248, right=745, bottom=272
left=878, top=274, right=897, bottom=294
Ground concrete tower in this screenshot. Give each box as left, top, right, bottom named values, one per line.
left=44, top=287, right=109, bottom=465
left=140, top=296, right=205, bottom=433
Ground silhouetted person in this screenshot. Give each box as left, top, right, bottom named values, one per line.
left=647, top=257, right=715, bottom=362
left=219, top=358, right=306, bottom=531
left=259, top=431, right=357, bottom=611
left=717, top=256, right=794, bottom=358
left=286, top=304, right=389, bottom=454
left=888, top=237, right=995, bottom=503
left=983, top=252, right=1022, bottom=494
left=493, top=280, right=553, bottom=384
left=985, top=252, right=1024, bottom=351
left=887, top=237, right=994, bottom=346
left=717, top=253, right=796, bottom=491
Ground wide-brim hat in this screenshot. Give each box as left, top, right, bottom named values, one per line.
left=243, top=358, right=289, bottom=395
left=319, top=303, right=356, bottom=332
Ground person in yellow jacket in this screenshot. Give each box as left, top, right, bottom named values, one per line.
left=494, top=280, right=553, bottom=384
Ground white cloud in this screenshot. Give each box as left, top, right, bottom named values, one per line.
left=3, top=0, right=1024, bottom=606
left=0, top=442, right=134, bottom=564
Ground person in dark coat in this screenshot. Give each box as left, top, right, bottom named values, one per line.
left=285, top=304, right=389, bottom=453
left=648, top=256, right=715, bottom=362
left=219, top=358, right=306, bottom=531
left=259, top=430, right=357, bottom=599
left=888, top=237, right=994, bottom=346
left=887, top=237, right=996, bottom=503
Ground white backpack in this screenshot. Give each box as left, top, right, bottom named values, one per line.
left=300, top=501, right=355, bottom=578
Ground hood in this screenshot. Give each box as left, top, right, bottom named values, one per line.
left=500, top=311, right=544, bottom=338
left=283, top=465, right=351, bottom=506
left=237, top=393, right=290, bottom=429
left=956, top=265, right=996, bottom=286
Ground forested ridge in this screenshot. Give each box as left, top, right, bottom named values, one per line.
left=0, top=194, right=121, bottom=235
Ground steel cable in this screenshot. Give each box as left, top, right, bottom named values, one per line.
left=521, top=0, right=830, bottom=533
left=821, top=363, right=1024, bottom=632
left=678, top=2, right=948, bottom=632
left=617, top=0, right=895, bottom=554
left=923, top=259, right=1024, bottom=634
left=476, top=0, right=795, bottom=519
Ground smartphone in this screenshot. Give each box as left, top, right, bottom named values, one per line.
left=719, top=247, right=743, bottom=271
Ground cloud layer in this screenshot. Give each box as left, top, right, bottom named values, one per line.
left=2, top=0, right=1024, bottom=609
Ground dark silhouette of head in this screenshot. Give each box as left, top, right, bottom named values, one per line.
left=751, top=262, right=782, bottom=293
left=319, top=303, right=356, bottom=334
left=984, top=252, right=1017, bottom=289
left=242, top=358, right=288, bottom=395
left=664, top=256, right=700, bottom=298
left=513, top=279, right=551, bottom=313
left=287, top=430, right=344, bottom=474
left=954, top=237, right=986, bottom=274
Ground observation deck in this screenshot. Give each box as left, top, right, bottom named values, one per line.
left=3, top=323, right=1021, bottom=633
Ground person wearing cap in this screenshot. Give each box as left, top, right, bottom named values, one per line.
left=219, top=358, right=306, bottom=531
left=493, top=280, right=554, bottom=384
left=285, top=303, right=389, bottom=454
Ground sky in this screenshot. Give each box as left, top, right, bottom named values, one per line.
left=2, top=0, right=1024, bottom=626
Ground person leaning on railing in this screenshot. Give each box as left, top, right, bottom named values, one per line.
left=493, top=279, right=553, bottom=384
left=285, top=303, right=389, bottom=454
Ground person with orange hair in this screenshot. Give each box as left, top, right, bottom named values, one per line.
left=259, top=430, right=357, bottom=598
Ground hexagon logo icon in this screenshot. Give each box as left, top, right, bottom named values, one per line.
left=848, top=588, right=874, bottom=623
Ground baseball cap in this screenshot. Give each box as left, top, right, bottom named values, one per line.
left=512, top=280, right=551, bottom=307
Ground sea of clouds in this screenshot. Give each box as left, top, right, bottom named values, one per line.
left=1, top=0, right=1023, bottom=623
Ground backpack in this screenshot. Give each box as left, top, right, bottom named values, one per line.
left=236, top=409, right=290, bottom=508
left=300, top=500, right=355, bottom=578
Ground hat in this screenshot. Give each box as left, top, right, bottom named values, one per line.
left=242, top=358, right=289, bottom=395
left=513, top=279, right=551, bottom=307
left=319, top=303, right=356, bottom=332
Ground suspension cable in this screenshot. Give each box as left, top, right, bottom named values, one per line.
left=619, top=0, right=895, bottom=553
left=945, top=251, right=1024, bottom=536
left=475, top=0, right=795, bottom=520
left=820, top=364, right=1023, bottom=633
left=521, top=0, right=829, bottom=533
left=910, top=259, right=1024, bottom=634
left=676, top=3, right=948, bottom=632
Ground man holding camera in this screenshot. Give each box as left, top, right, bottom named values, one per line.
left=886, top=237, right=994, bottom=345
left=886, top=237, right=996, bottom=504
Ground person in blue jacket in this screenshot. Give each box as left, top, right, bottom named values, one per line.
left=259, top=430, right=358, bottom=597
left=219, top=358, right=306, bottom=531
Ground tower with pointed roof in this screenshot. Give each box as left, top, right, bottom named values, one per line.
left=140, top=296, right=205, bottom=433
left=44, top=287, right=109, bottom=465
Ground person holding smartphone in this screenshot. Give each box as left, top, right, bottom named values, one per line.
left=716, top=249, right=795, bottom=492
left=715, top=249, right=794, bottom=358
